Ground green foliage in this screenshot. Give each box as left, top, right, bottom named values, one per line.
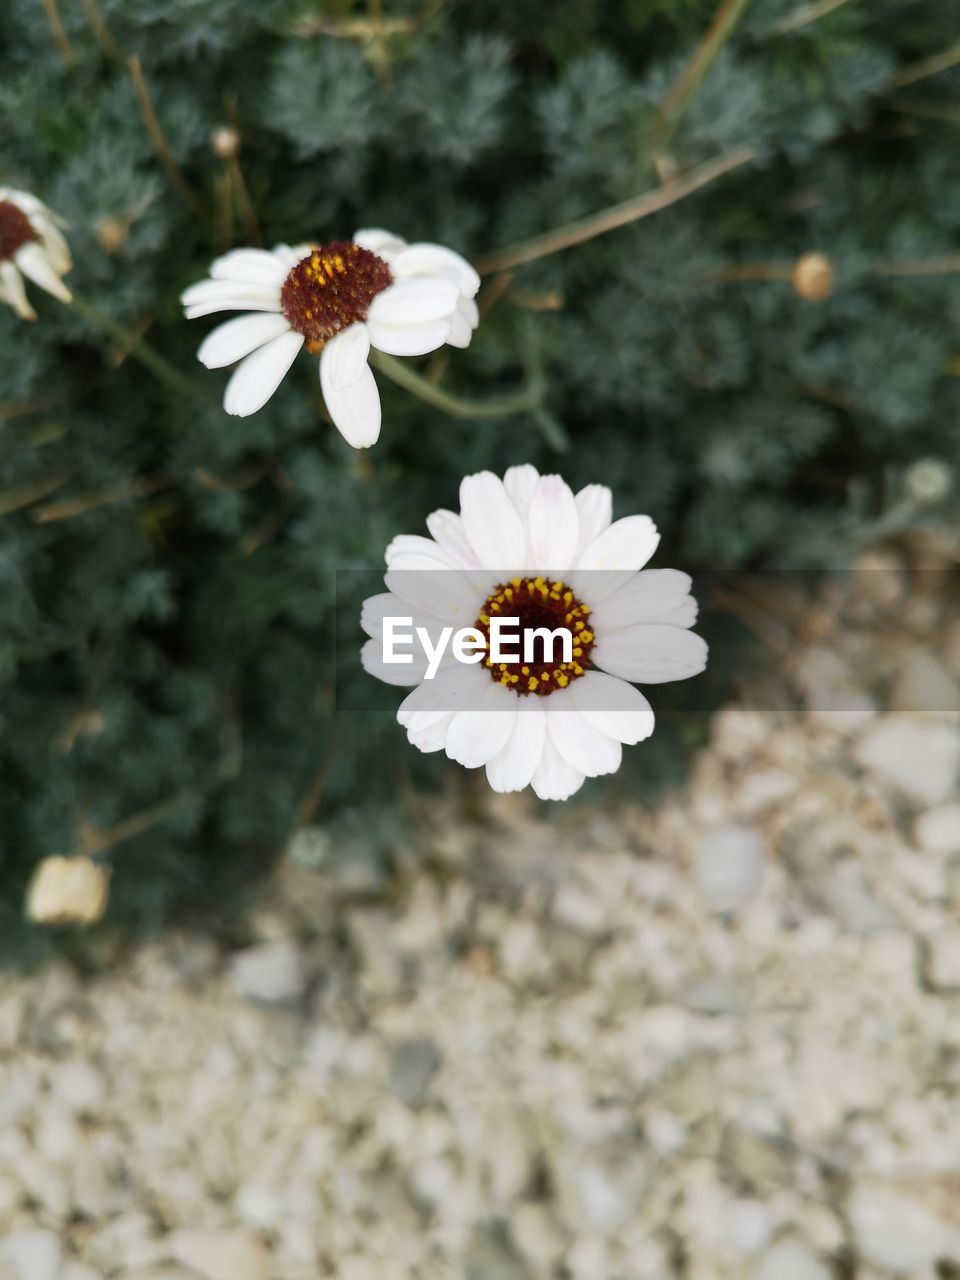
left=1, top=0, right=957, bottom=956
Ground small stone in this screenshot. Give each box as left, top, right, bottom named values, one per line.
left=852, top=548, right=905, bottom=607
left=754, top=1238, right=831, bottom=1280
left=346, top=910, right=402, bottom=995
left=52, top=1059, right=105, bottom=1113
left=0, top=1230, right=63, bottom=1280
left=0, top=996, right=24, bottom=1051
left=61, top=1265, right=105, bottom=1280
left=0, top=1174, right=20, bottom=1221
left=510, top=1204, right=565, bottom=1270
left=694, top=824, right=765, bottom=913
left=169, top=1229, right=270, bottom=1280
left=924, top=927, right=960, bottom=991
left=227, top=941, right=305, bottom=1005
left=821, top=859, right=894, bottom=934
left=234, top=1180, right=282, bottom=1231
left=728, top=1199, right=770, bottom=1255
left=389, top=1038, right=442, bottom=1107
left=891, top=652, right=960, bottom=713
left=915, top=802, right=960, bottom=854
left=464, top=1227, right=530, bottom=1280
left=711, top=708, right=770, bottom=762
left=856, top=716, right=960, bottom=807
left=849, top=1180, right=960, bottom=1273
left=552, top=883, right=607, bottom=937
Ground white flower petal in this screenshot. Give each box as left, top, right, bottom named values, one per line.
left=320, top=323, right=370, bottom=391
left=0, top=189, right=43, bottom=215
left=183, top=283, right=283, bottom=319
left=14, top=243, right=71, bottom=302
left=574, top=485, right=612, bottom=557
left=590, top=570, right=697, bottom=631
left=320, top=353, right=381, bottom=449
left=384, top=567, right=485, bottom=628
left=398, top=663, right=489, bottom=723
left=571, top=515, right=661, bottom=602
left=445, top=681, right=518, bottom=769
left=367, top=278, right=460, bottom=326
left=568, top=671, right=655, bottom=745
left=527, top=474, right=579, bottom=572
left=444, top=294, right=480, bottom=349
left=459, top=471, right=527, bottom=572
left=360, top=592, right=449, bottom=641
left=425, top=509, right=482, bottom=570
left=34, top=219, right=71, bottom=274
left=445, top=309, right=474, bottom=349
left=391, top=243, right=480, bottom=299
left=366, top=316, right=450, bottom=357
left=352, top=228, right=407, bottom=259
left=576, top=514, right=659, bottom=573
left=530, top=735, right=585, bottom=802
left=485, top=700, right=547, bottom=793
left=592, top=624, right=708, bottom=684
left=385, top=534, right=465, bottom=572
left=360, top=636, right=427, bottom=686
left=222, top=330, right=303, bottom=416
left=210, top=249, right=288, bottom=287
left=272, top=242, right=312, bottom=270
left=0, top=262, right=36, bottom=320
left=546, top=696, right=622, bottom=778
left=503, top=465, right=540, bottom=522
left=197, top=312, right=292, bottom=368
left=407, top=711, right=454, bottom=752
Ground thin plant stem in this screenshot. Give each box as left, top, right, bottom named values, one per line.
left=32, top=473, right=172, bottom=524
left=39, top=0, right=73, bottom=65
left=127, top=55, right=202, bottom=210
left=651, top=0, right=752, bottom=152
left=80, top=0, right=124, bottom=61
left=68, top=293, right=212, bottom=405
left=0, top=471, right=72, bottom=518
left=370, top=351, right=541, bottom=419
left=227, top=155, right=261, bottom=246
left=473, top=145, right=756, bottom=275
left=772, top=0, right=851, bottom=34
left=884, top=39, right=960, bottom=91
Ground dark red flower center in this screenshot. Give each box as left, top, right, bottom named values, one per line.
left=280, top=241, right=393, bottom=350
left=0, top=200, right=36, bottom=262
left=476, top=576, right=596, bottom=697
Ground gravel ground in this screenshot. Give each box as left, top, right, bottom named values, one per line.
left=2, top=556, right=960, bottom=1280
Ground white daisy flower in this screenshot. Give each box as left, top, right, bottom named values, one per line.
left=181, top=228, right=480, bottom=446
left=0, top=188, right=72, bottom=320
left=360, top=465, right=708, bottom=802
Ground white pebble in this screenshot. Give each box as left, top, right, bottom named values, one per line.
left=695, top=824, right=766, bottom=913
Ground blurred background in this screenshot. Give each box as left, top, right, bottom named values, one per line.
left=1, top=0, right=960, bottom=1276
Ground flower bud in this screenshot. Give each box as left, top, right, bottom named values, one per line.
left=26, top=856, right=111, bottom=926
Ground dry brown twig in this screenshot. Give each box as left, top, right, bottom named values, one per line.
left=474, top=146, right=756, bottom=275
left=127, top=55, right=202, bottom=210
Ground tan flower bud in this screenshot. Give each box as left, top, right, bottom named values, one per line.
left=210, top=126, right=241, bottom=159
left=26, top=856, right=111, bottom=927
left=792, top=252, right=834, bottom=303
left=95, top=216, right=129, bottom=255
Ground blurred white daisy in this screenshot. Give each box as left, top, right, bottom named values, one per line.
left=181, top=228, right=480, bottom=446
left=0, top=188, right=72, bottom=320
left=361, top=465, right=708, bottom=801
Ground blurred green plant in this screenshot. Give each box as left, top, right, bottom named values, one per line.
left=1, top=0, right=958, bottom=960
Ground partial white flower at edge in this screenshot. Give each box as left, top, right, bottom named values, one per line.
left=181, top=228, right=480, bottom=447
left=0, top=188, right=72, bottom=320
left=360, top=465, right=708, bottom=802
